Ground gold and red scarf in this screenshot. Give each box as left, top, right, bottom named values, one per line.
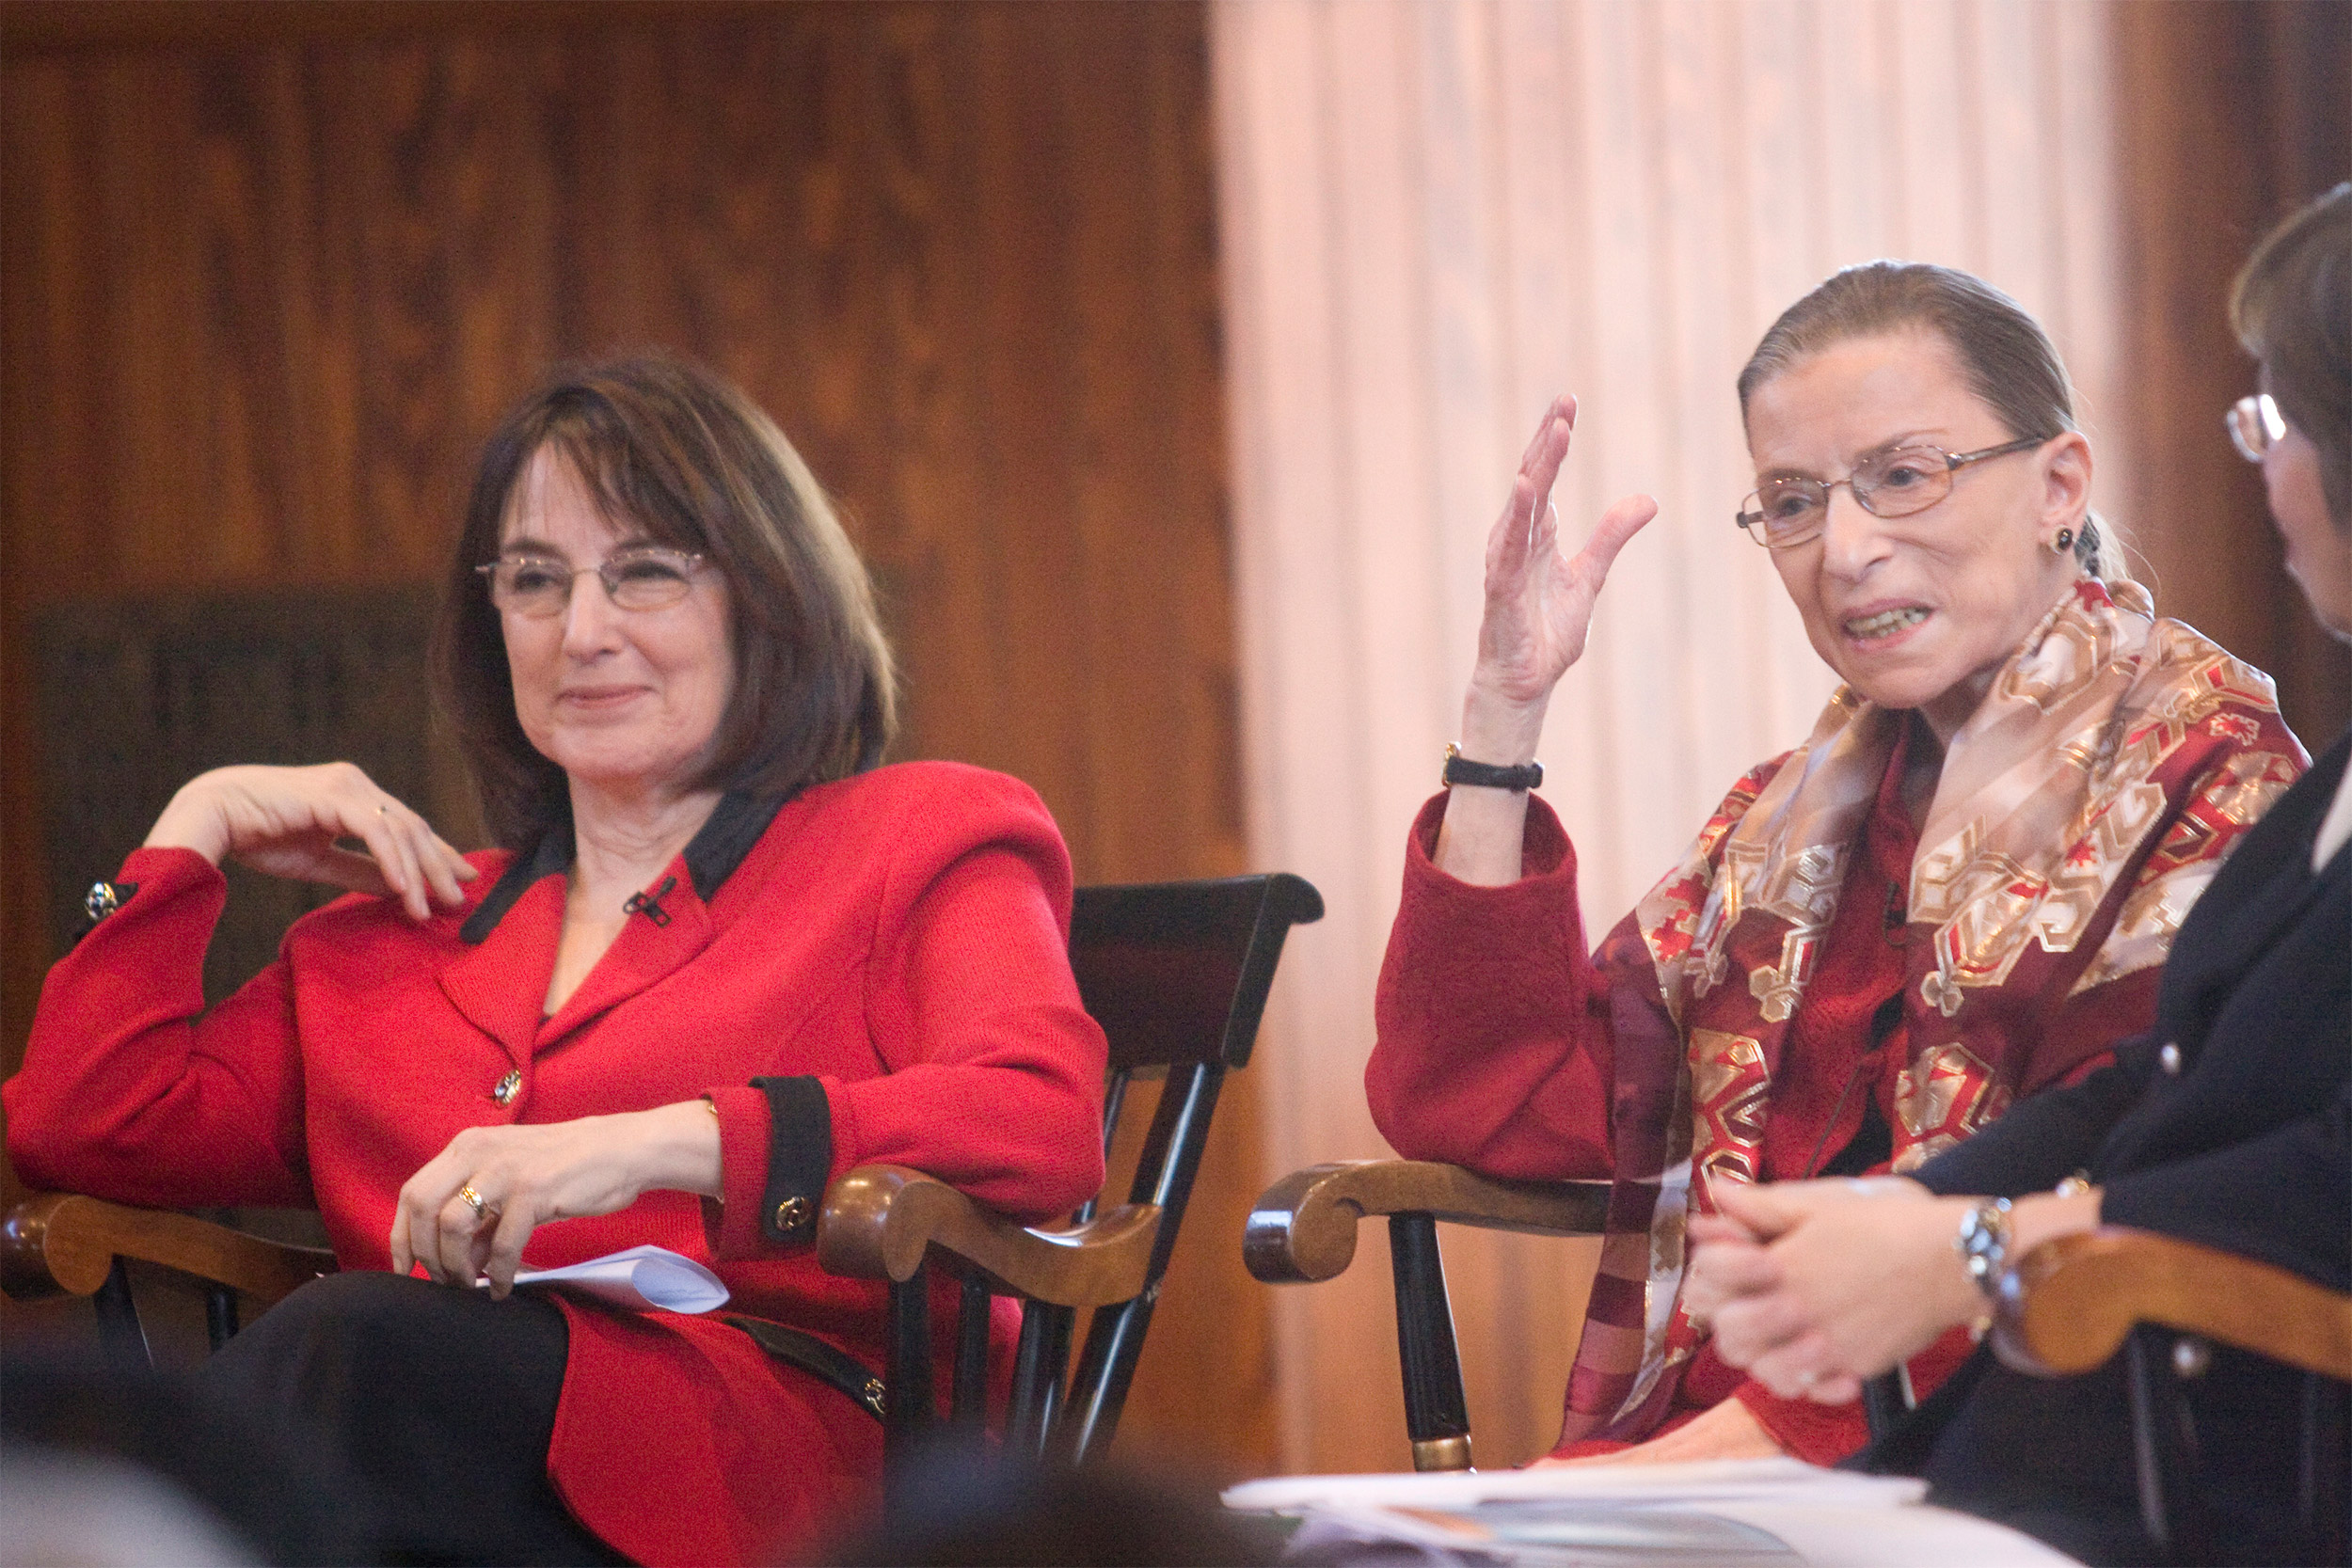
left=1558, top=578, right=2306, bottom=1443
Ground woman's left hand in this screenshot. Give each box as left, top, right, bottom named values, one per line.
left=1684, top=1178, right=1977, bottom=1402
left=390, top=1102, right=722, bottom=1298
left=1532, top=1396, right=1786, bottom=1467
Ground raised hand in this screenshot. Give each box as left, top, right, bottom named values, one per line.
left=1436, top=397, right=1657, bottom=886
left=144, top=761, right=475, bottom=922
left=389, top=1103, right=722, bottom=1298
left=1466, top=395, right=1660, bottom=734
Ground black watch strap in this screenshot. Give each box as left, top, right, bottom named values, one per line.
left=1442, top=743, right=1543, bottom=792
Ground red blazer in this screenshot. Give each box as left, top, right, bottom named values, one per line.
left=7, top=761, right=1108, bottom=1566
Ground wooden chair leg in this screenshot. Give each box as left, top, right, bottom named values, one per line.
left=1057, top=1061, right=1226, bottom=1467
left=950, top=1275, right=991, bottom=1431
left=2127, top=1324, right=2211, bottom=1564
left=1008, top=1302, right=1073, bottom=1461
left=1388, top=1212, right=1472, bottom=1471
left=92, top=1259, right=151, bottom=1372
left=883, top=1264, right=935, bottom=1486
left=1060, top=1294, right=1154, bottom=1467
left=204, top=1282, right=240, bottom=1352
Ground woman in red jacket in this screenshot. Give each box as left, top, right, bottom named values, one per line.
left=1368, top=265, right=2304, bottom=1468
left=5, top=356, right=1108, bottom=1566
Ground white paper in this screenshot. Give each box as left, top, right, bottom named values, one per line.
left=1707, top=1500, right=2078, bottom=1567
left=1223, top=1458, right=1923, bottom=1514
left=476, top=1243, right=729, bottom=1314
left=1227, top=1460, right=2079, bottom=1567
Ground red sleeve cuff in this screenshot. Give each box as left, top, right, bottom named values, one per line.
left=1733, top=1378, right=1872, bottom=1466
left=1405, top=790, right=1574, bottom=882
left=1390, top=790, right=1589, bottom=995
left=705, top=1083, right=776, bottom=1259
left=1730, top=1323, right=1983, bottom=1467
left=111, top=845, right=227, bottom=901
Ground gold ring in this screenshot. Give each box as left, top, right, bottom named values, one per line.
left=457, top=1184, right=487, bottom=1219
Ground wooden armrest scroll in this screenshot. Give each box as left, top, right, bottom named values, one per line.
left=816, top=1164, right=1160, bottom=1308
left=1244, top=1160, right=1613, bottom=1284
left=1994, top=1226, right=2352, bottom=1382
left=1, top=1193, right=337, bottom=1306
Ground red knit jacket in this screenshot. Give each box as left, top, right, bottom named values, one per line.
left=1368, top=757, right=2155, bottom=1464
left=7, top=761, right=1107, bottom=1566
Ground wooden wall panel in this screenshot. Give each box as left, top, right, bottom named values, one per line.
left=0, top=0, right=1269, bottom=1473
left=2111, top=0, right=2352, bottom=749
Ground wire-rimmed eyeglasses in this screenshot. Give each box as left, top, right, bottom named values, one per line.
left=2226, top=393, right=2288, bottom=464
left=476, top=546, right=707, bottom=617
left=1734, top=436, right=2046, bottom=550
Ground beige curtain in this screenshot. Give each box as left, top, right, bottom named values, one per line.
left=1212, top=0, right=2124, bottom=1473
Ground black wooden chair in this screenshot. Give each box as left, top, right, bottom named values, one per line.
left=1994, top=1227, right=2351, bottom=1566
left=2, top=871, right=1324, bottom=1488
left=1249, top=1162, right=2349, bottom=1565
left=818, top=871, right=1324, bottom=1473
left=1244, top=1158, right=1609, bottom=1471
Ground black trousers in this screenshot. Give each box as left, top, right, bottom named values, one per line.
left=197, top=1272, right=629, bottom=1567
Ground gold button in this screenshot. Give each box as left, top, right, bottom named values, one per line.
left=493, top=1069, right=523, bottom=1106
left=772, top=1196, right=811, bottom=1231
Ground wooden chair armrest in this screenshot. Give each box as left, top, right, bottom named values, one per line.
left=1243, top=1160, right=1612, bottom=1284
left=1994, top=1226, right=2352, bottom=1381
left=1, top=1192, right=337, bottom=1307
left=815, top=1164, right=1161, bottom=1308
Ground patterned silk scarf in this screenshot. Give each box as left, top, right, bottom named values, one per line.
left=1556, top=578, right=2306, bottom=1444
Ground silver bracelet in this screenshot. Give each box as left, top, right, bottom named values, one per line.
left=1954, top=1197, right=2013, bottom=1298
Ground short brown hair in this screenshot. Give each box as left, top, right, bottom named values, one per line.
left=1737, top=261, right=2119, bottom=579
left=434, top=356, right=898, bottom=848
left=2232, top=182, right=2352, bottom=530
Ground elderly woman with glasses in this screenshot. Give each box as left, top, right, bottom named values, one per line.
left=1367, top=261, right=2309, bottom=1469
left=6, top=356, right=1108, bottom=1567
left=1684, top=183, right=2351, bottom=1567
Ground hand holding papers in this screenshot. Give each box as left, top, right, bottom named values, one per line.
left=474, top=1243, right=729, bottom=1314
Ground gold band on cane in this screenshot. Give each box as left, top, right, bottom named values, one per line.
left=1410, top=1434, right=1473, bottom=1472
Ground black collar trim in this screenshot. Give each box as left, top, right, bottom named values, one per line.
left=456, top=789, right=792, bottom=945
left=684, top=790, right=793, bottom=902
left=460, top=825, right=574, bottom=945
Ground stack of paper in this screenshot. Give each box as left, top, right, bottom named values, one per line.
left=1224, top=1459, right=2078, bottom=1566
left=475, top=1244, right=730, bottom=1314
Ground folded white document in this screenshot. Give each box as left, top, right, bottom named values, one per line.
left=476, top=1244, right=730, bottom=1314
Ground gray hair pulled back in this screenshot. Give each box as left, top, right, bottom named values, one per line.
left=1738, top=261, right=2119, bottom=580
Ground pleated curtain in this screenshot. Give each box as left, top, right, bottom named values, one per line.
left=1212, top=0, right=2124, bottom=1472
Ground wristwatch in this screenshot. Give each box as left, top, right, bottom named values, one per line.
left=1954, top=1197, right=2014, bottom=1298
left=1441, top=742, right=1543, bottom=792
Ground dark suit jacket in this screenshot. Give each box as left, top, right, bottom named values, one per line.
left=1891, top=727, right=2351, bottom=1565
